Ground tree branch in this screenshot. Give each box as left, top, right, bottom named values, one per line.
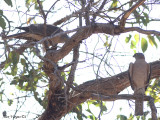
left=123, top=27, right=160, bottom=35
left=39, top=59, right=160, bottom=120
left=66, top=45, right=80, bottom=94
left=91, top=93, right=150, bottom=101
left=44, top=23, right=160, bottom=63
left=149, top=97, right=158, bottom=120
left=120, top=0, right=146, bottom=28
left=63, top=61, right=160, bottom=116
left=91, top=94, right=157, bottom=120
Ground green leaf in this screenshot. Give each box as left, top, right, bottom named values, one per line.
left=134, top=34, right=139, bottom=43
left=0, top=17, right=6, bottom=29
left=156, top=36, right=160, bottom=42
left=7, top=51, right=19, bottom=76
left=0, top=10, right=3, bottom=15
left=104, top=41, right=110, bottom=47
left=4, top=0, right=13, bottom=7
left=125, top=34, right=132, bottom=43
left=141, top=38, right=148, bottom=53
left=21, top=58, right=26, bottom=65
left=101, top=104, right=107, bottom=112
left=8, top=99, right=13, bottom=106
left=10, top=79, right=18, bottom=85
left=12, top=52, right=19, bottom=65
left=111, top=0, right=118, bottom=8
left=134, top=10, right=140, bottom=23
left=92, top=101, right=100, bottom=107
left=129, top=1, right=133, bottom=7
left=4, top=62, right=11, bottom=70
left=11, top=66, right=18, bottom=76
left=0, top=90, right=4, bottom=102
left=148, top=35, right=157, bottom=48
left=117, top=115, right=127, bottom=120
left=136, top=116, right=140, bottom=120
left=130, top=40, right=136, bottom=49
left=141, top=17, right=147, bottom=26
left=86, top=108, right=92, bottom=114
left=142, top=4, right=149, bottom=11
left=105, top=35, right=108, bottom=40
left=128, top=113, right=134, bottom=120
left=142, top=12, right=149, bottom=26
left=104, top=35, right=110, bottom=47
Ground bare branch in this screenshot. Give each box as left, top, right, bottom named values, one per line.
left=120, top=0, right=146, bottom=28
left=44, top=23, right=160, bottom=63
left=66, top=45, right=80, bottom=94
left=92, top=0, right=107, bottom=23
left=37, top=0, right=46, bottom=20
left=53, top=7, right=86, bottom=26
left=123, top=27, right=160, bottom=35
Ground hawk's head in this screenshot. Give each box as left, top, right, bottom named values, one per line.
left=133, top=53, right=145, bottom=59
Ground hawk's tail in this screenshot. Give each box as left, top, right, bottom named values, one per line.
left=135, top=99, right=143, bottom=116
left=134, top=88, right=145, bottom=116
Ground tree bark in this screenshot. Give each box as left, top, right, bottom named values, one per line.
left=39, top=60, right=160, bottom=120
left=38, top=20, right=160, bottom=120
left=45, top=23, right=160, bottom=63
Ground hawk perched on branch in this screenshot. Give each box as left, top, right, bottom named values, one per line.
left=128, top=53, right=151, bottom=116
left=2, top=24, right=69, bottom=50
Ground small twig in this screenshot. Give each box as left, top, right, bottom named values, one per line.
left=37, top=0, right=49, bottom=50
left=53, top=6, right=88, bottom=26
left=58, top=61, right=77, bottom=71
left=14, top=41, right=35, bottom=54
left=37, top=0, right=46, bottom=20
left=65, top=8, right=81, bottom=94
left=123, top=27, right=160, bottom=35
left=92, top=0, right=107, bottom=23
left=46, top=0, right=59, bottom=17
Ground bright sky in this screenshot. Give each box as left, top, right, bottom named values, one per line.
left=0, top=0, right=160, bottom=120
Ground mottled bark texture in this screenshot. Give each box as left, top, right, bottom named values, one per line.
left=39, top=50, right=160, bottom=120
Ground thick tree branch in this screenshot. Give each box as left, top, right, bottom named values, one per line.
left=45, top=23, right=115, bottom=63
left=57, top=61, right=159, bottom=118
left=3, top=23, right=160, bottom=66
left=45, top=23, right=160, bottom=63
left=39, top=59, right=160, bottom=120
left=72, top=61, right=160, bottom=96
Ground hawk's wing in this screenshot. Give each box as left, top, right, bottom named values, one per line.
left=145, top=64, right=151, bottom=90
left=3, top=32, right=43, bottom=41
left=17, top=24, right=62, bottom=36
left=128, top=63, right=134, bottom=90
left=3, top=24, right=69, bottom=43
